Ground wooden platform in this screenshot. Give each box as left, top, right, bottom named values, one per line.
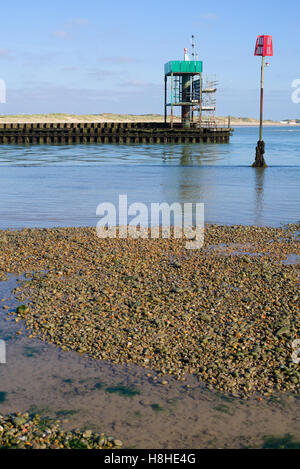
left=0, top=122, right=233, bottom=144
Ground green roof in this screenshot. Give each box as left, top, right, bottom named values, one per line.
left=164, top=60, right=203, bottom=75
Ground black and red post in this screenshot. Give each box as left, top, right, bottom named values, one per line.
left=252, top=35, right=273, bottom=167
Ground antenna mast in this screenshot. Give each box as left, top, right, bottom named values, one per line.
left=191, top=35, right=195, bottom=60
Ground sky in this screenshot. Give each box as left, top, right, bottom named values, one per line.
left=0, top=0, right=299, bottom=119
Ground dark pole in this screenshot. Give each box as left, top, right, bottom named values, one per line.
left=259, top=55, right=265, bottom=142
left=171, top=72, right=174, bottom=128
left=181, top=75, right=191, bottom=128
left=199, top=72, right=202, bottom=128
left=252, top=55, right=267, bottom=167
left=164, top=75, right=167, bottom=125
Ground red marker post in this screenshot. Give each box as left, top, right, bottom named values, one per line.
left=252, top=35, right=273, bottom=167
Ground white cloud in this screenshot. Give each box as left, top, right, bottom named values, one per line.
left=21, top=51, right=61, bottom=67
left=200, top=13, right=219, bottom=20
left=0, top=48, right=13, bottom=59
left=99, top=56, right=138, bottom=65
left=69, top=18, right=89, bottom=26
left=88, top=68, right=121, bottom=79
left=53, top=30, right=69, bottom=39
left=61, top=66, right=79, bottom=72
left=121, top=80, right=153, bottom=88
left=7, top=84, right=135, bottom=110
left=52, top=18, right=89, bottom=40
left=120, top=81, right=161, bottom=97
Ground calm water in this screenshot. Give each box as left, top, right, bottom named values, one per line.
left=0, top=126, right=299, bottom=228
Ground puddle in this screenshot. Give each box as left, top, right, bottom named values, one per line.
left=283, top=254, right=300, bottom=266
left=206, top=243, right=266, bottom=258
left=0, top=277, right=300, bottom=449
left=206, top=243, right=300, bottom=266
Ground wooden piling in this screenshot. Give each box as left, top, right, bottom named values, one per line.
left=0, top=122, right=233, bottom=145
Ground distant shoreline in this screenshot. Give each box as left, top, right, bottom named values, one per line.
left=233, top=123, right=300, bottom=127
left=0, top=113, right=299, bottom=127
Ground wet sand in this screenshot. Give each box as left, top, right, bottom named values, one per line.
left=0, top=225, right=299, bottom=448
left=1, top=278, right=300, bottom=449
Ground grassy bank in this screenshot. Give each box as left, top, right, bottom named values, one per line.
left=0, top=113, right=296, bottom=126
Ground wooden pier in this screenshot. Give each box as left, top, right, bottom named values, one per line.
left=0, top=122, right=233, bottom=145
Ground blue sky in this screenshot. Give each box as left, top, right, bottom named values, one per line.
left=0, top=0, right=299, bottom=119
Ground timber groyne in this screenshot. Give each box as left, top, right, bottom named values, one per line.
left=0, top=122, right=233, bottom=144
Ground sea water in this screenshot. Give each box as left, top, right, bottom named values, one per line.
left=0, top=126, right=299, bottom=229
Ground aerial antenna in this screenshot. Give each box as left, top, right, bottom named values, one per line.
left=191, top=35, right=195, bottom=60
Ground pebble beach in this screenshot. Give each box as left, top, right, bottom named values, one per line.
left=1, top=224, right=299, bottom=402
left=0, top=412, right=122, bottom=449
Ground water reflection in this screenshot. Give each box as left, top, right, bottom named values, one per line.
left=0, top=127, right=299, bottom=228
left=0, top=127, right=299, bottom=168
left=254, top=168, right=265, bottom=226
left=0, top=164, right=299, bottom=229
left=0, top=143, right=228, bottom=167
left=161, top=144, right=225, bottom=166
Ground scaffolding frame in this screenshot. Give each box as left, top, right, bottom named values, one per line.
left=164, top=59, right=220, bottom=129
left=164, top=61, right=203, bottom=128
